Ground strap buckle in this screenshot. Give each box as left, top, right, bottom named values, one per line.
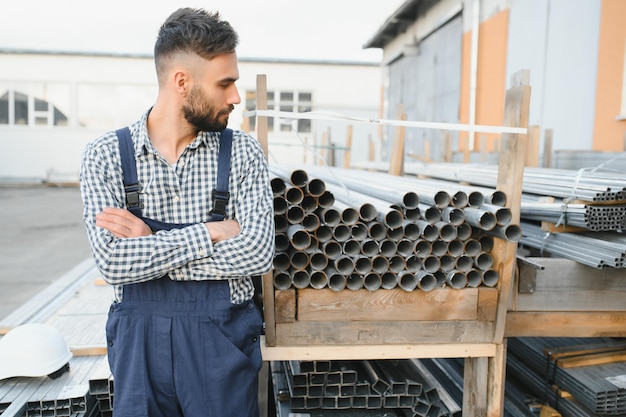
left=124, top=184, right=142, bottom=209
left=210, top=189, right=230, bottom=217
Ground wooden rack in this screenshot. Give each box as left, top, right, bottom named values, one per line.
left=254, top=70, right=531, bottom=417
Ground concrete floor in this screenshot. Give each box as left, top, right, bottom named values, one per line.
left=0, top=185, right=92, bottom=321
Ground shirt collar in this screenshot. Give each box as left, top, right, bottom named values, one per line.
left=133, top=109, right=220, bottom=157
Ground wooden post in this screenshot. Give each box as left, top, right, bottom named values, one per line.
left=487, top=70, right=531, bottom=417
left=480, top=135, right=487, bottom=162
left=543, top=129, right=553, bottom=168
left=343, top=125, right=353, bottom=168
left=442, top=131, right=452, bottom=162
left=388, top=105, right=406, bottom=176
left=525, top=125, right=540, bottom=167
left=368, top=134, right=376, bottom=162
left=256, top=75, right=276, bottom=347
left=464, top=357, right=488, bottom=416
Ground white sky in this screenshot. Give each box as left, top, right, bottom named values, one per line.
left=0, top=0, right=406, bottom=62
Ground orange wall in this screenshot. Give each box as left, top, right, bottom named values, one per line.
left=593, top=0, right=626, bottom=151
left=459, top=9, right=509, bottom=152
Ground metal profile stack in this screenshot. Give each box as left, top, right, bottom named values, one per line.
left=508, top=337, right=626, bottom=416
left=269, top=164, right=519, bottom=292
left=277, top=359, right=460, bottom=417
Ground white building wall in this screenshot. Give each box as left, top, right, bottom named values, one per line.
left=0, top=53, right=382, bottom=182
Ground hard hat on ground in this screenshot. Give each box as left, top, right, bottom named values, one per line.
left=0, top=323, right=73, bottom=380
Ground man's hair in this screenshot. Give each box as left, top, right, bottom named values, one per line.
left=154, top=8, right=239, bottom=79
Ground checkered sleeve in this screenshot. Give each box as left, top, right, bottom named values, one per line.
left=187, top=132, right=275, bottom=278
left=79, top=132, right=214, bottom=289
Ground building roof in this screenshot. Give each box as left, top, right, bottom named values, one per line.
left=363, top=0, right=432, bottom=49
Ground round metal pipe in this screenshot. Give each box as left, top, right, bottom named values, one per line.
left=446, top=239, right=464, bottom=257
left=436, top=221, right=457, bottom=242
left=416, top=271, right=438, bottom=292
left=287, top=205, right=305, bottom=224
left=292, top=269, right=310, bottom=289
left=403, top=221, right=421, bottom=240
left=481, top=269, right=499, bottom=287
left=456, top=223, right=473, bottom=241
left=442, top=207, right=465, bottom=226
left=387, top=226, right=404, bottom=242
left=343, top=239, right=360, bottom=257
left=360, top=239, right=379, bottom=257
left=332, top=224, right=351, bottom=242
left=302, top=213, right=320, bottom=232
left=334, top=256, right=355, bottom=275
left=301, top=195, right=318, bottom=214
left=270, top=176, right=286, bottom=196
left=289, top=251, right=309, bottom=270
left=273, top=271, right=292, bottom=290
left=466, top=269, right=482, bottom=288
left=474, top=252, right=494, bottom=270
left=397, top=239, right=416, bottom=256
left=388, top=255, right=405, bottom=273
left=446, top=271, right=467, bottom=289
left=315, top=225, right=333, bottom=243
left=310, top=251, right=328, bottom=271
left=318, top=190, right=335, bottom=208
left=404, top=207, right=421, bottom=221
left=398, top=271, right=417, bottom=291
left=328, top=272, right=347, bottom=292
left=273, top=252, right=290, bottom=271
left=431, top=240, right=448, bottom=257
left=275, top=233, right=289, bottom=252
left=405, top=255, right=422, bottom=272
left=439, top=255, right=455, bottom=272
left=417, top=220, right=439, bottom=241
left=368, top=222, right=387, bottom=240
left=463, top=239, right=482, bottom=257
left=463, top=207, right=497, bottom=231
left=490, top=224, right=522, bottom=242
left=414, top=240, right=432, bottom=258
left=354, top=256, right=373, bottom=275
left=364, top=272, right=382, bottom=291
left=483, top=204, right=512, bottom=226
left=285, top=186, right=304, bottom=205
left=418, top=204, right=442, bottom=224
left=423, top=255, right=441, bottom=273
left=322, top=240, right=342, bottom=259
left=455, top=255, right=473, bottom=272
left=274, top=196, right=288, bottom=215
left=381, top=271, right=398, bottom=289
left=307, top=178, right=326, bottom=197
left=287, top=224, right=311, bottom=250
left=310, top=270, right=328, bottom=289
left=379, top=239, right=397, bottom=257
left=371, top=255, right=389, bottom=273
left=351, top=222, right=368, bottom=241
left=318, top=207, right=340, bottom=227
left=346, top=273, right=364, bottom=291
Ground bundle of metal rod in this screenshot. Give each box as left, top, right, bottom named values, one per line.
left=506, top=346, right=603, bottom=417
left=403, top=162, right=626, bottom=203
left=0, top=356, right=101, bottom=417
left=508, top=337, right=626, bottom=415
left=269, top=164, right=510, bottom=292
left=520, top=222, right=626, bottom=268
left=282, top=359, right=456, bottom=416
left=520, top=199, right=626, bottom=231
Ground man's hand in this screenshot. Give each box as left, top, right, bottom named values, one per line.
left=205, top=219, right=240, bottom=243
left=96, top=207, right=152, bottom=238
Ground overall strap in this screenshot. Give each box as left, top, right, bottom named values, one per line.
left=210, top=128, right=233, bottom=221
left=115, top=127, right=234, bottom=228
left=115, top=127, right=143, bottom=217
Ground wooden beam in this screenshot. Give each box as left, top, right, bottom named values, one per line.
left=505, top=312, right=626, bottom=337
left=525, top=125, right=540, bottom=167
left=464, top=357, right=488, bottom=416
left=343, top=125, right=353, bottom=168
left=543, top=128, right=553, bottom=168
left=388, top=105, right=406, bottom=176
left=487, top=341, right=507, bottom=417
left=261, top=336, right=498, bottom=361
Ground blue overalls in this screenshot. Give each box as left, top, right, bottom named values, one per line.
left=106, top=127, right=263, bottom=417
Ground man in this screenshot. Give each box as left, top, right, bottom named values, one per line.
left=79, top=8, right=274, bottom=417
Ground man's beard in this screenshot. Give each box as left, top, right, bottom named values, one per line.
left=183, top=87, right=233, bottom=132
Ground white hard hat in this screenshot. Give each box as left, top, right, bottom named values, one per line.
left=0, top=323, right=73, bottom=380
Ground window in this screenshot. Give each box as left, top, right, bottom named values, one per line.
left=245, top=89, right=312, bottom=133
left=0, top=82, right=69, bottom=126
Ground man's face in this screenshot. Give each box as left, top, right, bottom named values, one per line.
left=182, top=53, right=240, bottom=132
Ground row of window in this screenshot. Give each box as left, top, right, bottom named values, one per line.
left=1, top=82, right=314, bottom=133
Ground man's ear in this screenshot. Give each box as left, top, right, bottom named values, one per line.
left=173, top=70, right=189, bottom=96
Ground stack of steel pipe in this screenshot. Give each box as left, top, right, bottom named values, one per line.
left=281, top=359, right=459, bottom=416
left=269, top=164, right=516, bottom=292
left=519, top=222, right=626, bottom=268
left=403, top=162, right=626, bottom=203
left=508, top=337, right=626, bottom=416
left=520, top=198, right=626, bottom=232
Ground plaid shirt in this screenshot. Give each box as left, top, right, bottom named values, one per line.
left=80, top=110, right=274, bottom=303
